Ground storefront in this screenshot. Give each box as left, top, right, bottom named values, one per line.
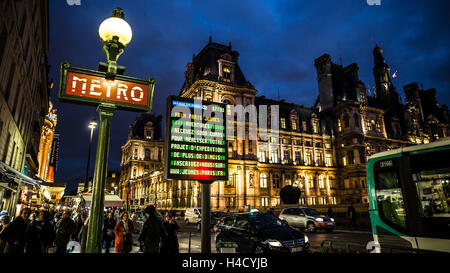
left=0, top=161, right=42, bottom=217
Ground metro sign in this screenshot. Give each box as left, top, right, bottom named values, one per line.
left=58, top=62, right=154, bottom=112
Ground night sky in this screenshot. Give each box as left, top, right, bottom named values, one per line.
left=47, top=0, right=450, bottom=186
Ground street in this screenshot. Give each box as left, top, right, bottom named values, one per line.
left=121, top=221, right=373, bottom=254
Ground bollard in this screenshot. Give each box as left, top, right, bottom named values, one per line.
left=188, top=231, right=191, bottom=253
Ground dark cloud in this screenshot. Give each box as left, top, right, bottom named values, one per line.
left=48, top=0, right=450, bottom=183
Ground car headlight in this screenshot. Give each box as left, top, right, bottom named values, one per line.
left=315, top=217, right=323, bottom=222
left=330, top=218, right=335, bottom=222
left=304, top=235, right=308, bottom=243
left=266, top=240, right=282, bottom=247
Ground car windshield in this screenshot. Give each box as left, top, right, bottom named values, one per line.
left=247, top=213, right=289, bottom=232
left=303, top=208, right=320, bottom=216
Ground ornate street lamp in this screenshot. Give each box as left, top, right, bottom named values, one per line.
left=97, top=7, right=132, bottom=79
left=83, top=118, right=97, bottom=192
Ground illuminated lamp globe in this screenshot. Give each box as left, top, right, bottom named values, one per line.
left=98, top=16, right=132, bottom=46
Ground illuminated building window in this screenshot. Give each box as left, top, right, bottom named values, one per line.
left=325, top=154, right=332, bottom=167
left=261, top=197, right=269, bottom=207
left=270, top=149, right=278, bottom=163
left=223, top=66, right=231, bottom=81
left=260, top=173, right=268, bottom=188
left=330, top=196, right=337, bottom=205
left=376, top=120, right=382, bottom=133
left=295, top=151, right=301, bottom=163
left=281, top=118, right=286, bottom=129
left=258, top=151, right=266, bottom=162
left=342, top=156, right=347, bottom=166
left=337, top=119, right=342, bottom=132
left=283, top=150, right=290, bottom=163
left=291, top=119, right=297, bottom=131
left=228, top=142, right=233, bottom=158
left=313, top=122, right=318, bottom=133
left=305, top=152, right=312, bottom=165
left=248, top=140, right=253, bottom=153
left=285, top=175, right=292, bottom=186
left=319, top=176, right=325, bottom=189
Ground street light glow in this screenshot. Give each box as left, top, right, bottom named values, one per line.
left=98, top=17, right=132, bottom=46
left=88, top=118, right=97, bottom=129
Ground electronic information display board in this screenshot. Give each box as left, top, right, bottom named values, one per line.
left=164, top=96, right=228, bottom=182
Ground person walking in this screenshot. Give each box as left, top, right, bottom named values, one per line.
left=73, top=214, right=84, bottom=242
left=138, top=205, right=167, bottom=253
left=103, top=212, right=116, bottom=253
left=347, top=204, right=357, bottom=230
left=114, top=211, right=134, bottom=253
left=0, top=207, right=31, bottom=253
left=25, top=210, right=56, bottom=253
left=55, top=210, right=76, bottom=253
left=0, top=214, right=10, bottom=253
left=160, top=211, right=179, bottom=254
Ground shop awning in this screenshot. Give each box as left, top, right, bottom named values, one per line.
left=0, top=161, right=42, bottom=189
left=81, top=194, right=124, bottom=207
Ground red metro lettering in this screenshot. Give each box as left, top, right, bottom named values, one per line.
left=66, top=72, right=147, bottom=106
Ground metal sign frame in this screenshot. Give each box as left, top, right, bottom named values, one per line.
left=58, top=62, right=155, bottom=112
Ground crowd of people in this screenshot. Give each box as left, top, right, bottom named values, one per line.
left=0, top=205, right=179, bottom=254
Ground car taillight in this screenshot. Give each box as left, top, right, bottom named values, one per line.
left=278, top=214, right=281, bottom=218
left=213, top=225, right=218, bottom=232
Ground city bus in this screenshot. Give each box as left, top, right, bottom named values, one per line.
left=367, top=137, right=450, bottom=252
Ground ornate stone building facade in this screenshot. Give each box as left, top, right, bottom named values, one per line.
left=119, top=39, right=449, bottom=212
left=0, top=0, right=50, bottom=215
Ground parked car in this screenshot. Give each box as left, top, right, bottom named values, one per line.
left=184, top=208, right=201, bottom=224
left=196, top=211, right=227, bottom=231
left=215, top=212, right=309, bottom=253
left=279, top=207, right=335, bottom=233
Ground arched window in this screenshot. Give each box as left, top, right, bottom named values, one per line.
left=260, top=173, right=267, bottom=188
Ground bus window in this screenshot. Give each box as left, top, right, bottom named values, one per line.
left=375, top=170, right=407, bottom=230
left=411, top=149, right=450, bottom=239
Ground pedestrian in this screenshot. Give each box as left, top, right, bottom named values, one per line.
left=0, top=214, right=11, bottom=253
left=55, top=210, right=76, bottom=253
left=138, top=205, right=167, bottom=253
left=347, top=203, right=357, bottom=230
left=160, top=211, right=179, bottom=254
left=0, top=207, right=31, bottom=253
left=103, top=212, right=116, bottom=253
left=327, top=206, right=333, bottom=218
left=78, top=216, right=89, bottom=253
left=73, top=214, right=84, bottom=242
left=114, top=211, right=134, bottom=253
left=25, top=210, right=56, bottom=253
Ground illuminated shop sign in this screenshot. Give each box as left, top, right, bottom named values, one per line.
left=164, top=96, right=228, bottom=182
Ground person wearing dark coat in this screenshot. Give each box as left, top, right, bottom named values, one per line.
left=138, top=205, right=167, bottom=253
left=160, top=211, right=179, bottom=254
left=103, top=212, right=116, bottom=253
left=0, top=207, right=31, bottom=253
left=73, top=214, right=84, bottom=242
left=25, top=210, right=56, bottom=253
left=347, top=204, right=357, bottom=230
left=55, top=211, right=76, bottom=253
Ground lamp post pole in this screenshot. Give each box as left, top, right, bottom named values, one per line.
left=84, top=119, right=96, bottom=192
left=201, top=182, right=212, bottom=253
left=86, top=103, right=116, bottom=253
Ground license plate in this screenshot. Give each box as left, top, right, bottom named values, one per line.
left=291, top=247, right=302, bottom=252
left=220, top=248, right=236, bottom=253
left=327, top=222, right=335, bottom=225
